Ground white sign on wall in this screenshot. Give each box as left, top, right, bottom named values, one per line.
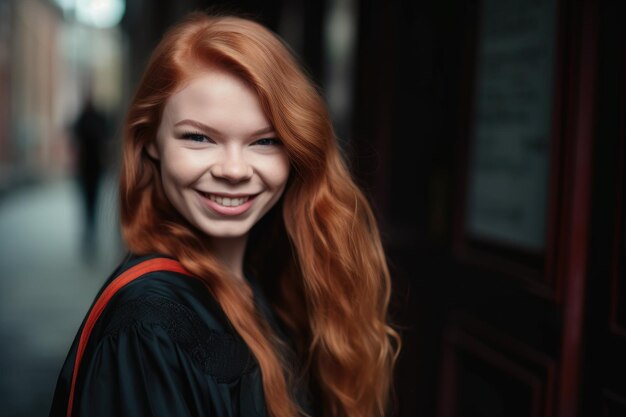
left=466, top=0, right=557, bottom=251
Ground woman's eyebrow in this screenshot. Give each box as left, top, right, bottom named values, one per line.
left=174, top=119, right=275, bottom=136
left=174, top=119, right=220, bottom=134
left=251, top=126, right=275, bottom=136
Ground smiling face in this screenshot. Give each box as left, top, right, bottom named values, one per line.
left=147, top=67, right=290, bottom=243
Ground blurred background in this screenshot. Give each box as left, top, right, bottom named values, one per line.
left=0, top=0, right=625, bottom=416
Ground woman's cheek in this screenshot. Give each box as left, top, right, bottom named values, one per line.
left=164, top=149, right=210, bottom=184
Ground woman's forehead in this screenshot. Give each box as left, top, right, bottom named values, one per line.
left=161, top=70, right=272, bottom=134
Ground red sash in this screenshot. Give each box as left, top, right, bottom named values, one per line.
left=66, top=257, right=193, bottom=417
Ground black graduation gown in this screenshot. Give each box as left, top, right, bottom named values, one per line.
left=49, top=253, right=314, bottom=417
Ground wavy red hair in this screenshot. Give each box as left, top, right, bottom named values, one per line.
left=119, top=12, right=400, bottom=417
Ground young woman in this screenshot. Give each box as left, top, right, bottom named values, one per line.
left=50, top=12, right=399, bottom=417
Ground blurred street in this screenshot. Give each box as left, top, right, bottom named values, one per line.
left=0, top=173, right=124, bottom=417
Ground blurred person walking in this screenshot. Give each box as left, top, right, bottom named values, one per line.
left=71, top=92, right=109, bottom=263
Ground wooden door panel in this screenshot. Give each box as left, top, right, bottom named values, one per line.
left=439, top=0, right=597, bottom=415
left=439, top=316, right=556, bottom=417
left=451, top=0, right=562, bottom=300
left=602, top=391, right=626, bottom=417
left=581, top=1, right=626, bottom=414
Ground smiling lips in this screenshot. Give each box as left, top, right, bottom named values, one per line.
left=197, top=191, right=257, bottom=215
left=207, top=194, right=249, bottom=207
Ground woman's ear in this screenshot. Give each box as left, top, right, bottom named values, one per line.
left=146, top=142, right=160, bottom=160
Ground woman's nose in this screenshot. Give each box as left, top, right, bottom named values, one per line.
left=210, top=149, right=253, bottom=183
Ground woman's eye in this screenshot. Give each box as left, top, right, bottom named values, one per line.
left=181, top=132, right=212, bottom=143
left=254, top=137, right=281, bottom=146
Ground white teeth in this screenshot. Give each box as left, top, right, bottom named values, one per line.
left=206, top=193, right=249, bottom=207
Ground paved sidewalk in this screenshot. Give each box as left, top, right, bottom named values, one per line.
left=0, top=175, right=125, bottom=417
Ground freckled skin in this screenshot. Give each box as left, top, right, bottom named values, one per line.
left=147, top=68, right=290, bottom=245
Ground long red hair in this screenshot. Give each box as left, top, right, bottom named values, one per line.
left=119, top=12, right=400, bottom=417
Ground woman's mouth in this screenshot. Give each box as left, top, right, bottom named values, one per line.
left=203, top=193, right=250, bottom=207
left=197, top=191, right=257, bottom=216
